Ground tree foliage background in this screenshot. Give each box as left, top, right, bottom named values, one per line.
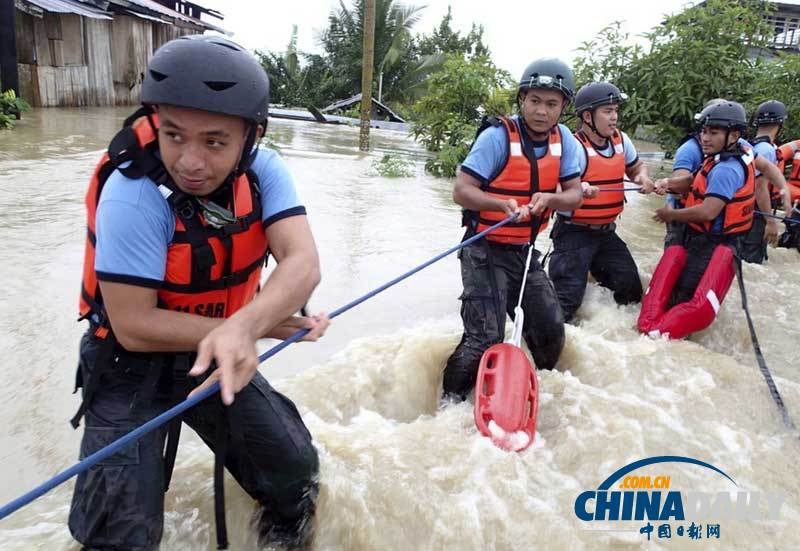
left=256, top=2, right=485, bottom=111
left=574, top=0, right=799, bottom=152
left=258, top=0, right=800, bottom=175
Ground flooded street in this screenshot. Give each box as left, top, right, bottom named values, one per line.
left=0, top=107, right=798, bottom=550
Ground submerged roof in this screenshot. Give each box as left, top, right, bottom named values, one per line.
left=322, top=93, right=405, bottom=123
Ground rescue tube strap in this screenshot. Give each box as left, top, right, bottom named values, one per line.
left=213, top=403, right=229, bottom=549
left=734, top=260, right=796, bottom=430
left=484, top=247, right=507, bottom=342
left=163, top=419, right=181, bottom=491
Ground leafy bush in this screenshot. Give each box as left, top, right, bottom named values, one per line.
left=370, top=153, right=415, bottom=177
left=411, top=55, right=512, bottom=177
left=0, top=90, right=31, bottom=130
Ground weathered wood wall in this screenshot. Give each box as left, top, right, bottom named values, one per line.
left=35, top=65, right=89, bottom=106
left=84, top=18, right=114, bottom=106
left=14, top=8, right=205, bottom=108
left=110, top=16, right=152, bottom=106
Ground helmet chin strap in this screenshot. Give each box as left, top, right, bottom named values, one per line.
left=711, top=128, right=736, bottom=156
left=724, top=128, right=735, bottom=151
left=213, top=122, right=259, bottom=194
left=583, top=110, right=612, bottom=142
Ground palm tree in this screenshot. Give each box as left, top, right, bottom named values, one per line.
left=321, top=0, right=441, bottom=105
left=360, top=0, right=375, bottom=151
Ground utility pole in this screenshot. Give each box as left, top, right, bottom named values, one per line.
left=359, top=0, right=375, bottom=152
left=0, top=0, right=20, bottom=95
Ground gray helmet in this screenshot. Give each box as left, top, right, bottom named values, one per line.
left=142, top=35, right=270, bottom=124
left=693, top=98, right=726, bottom=123
left=518, top=58, right=574, bottom=100
left=754, top=100, right=788, bottom=126
left=574, top=82, right=627, bottom=115
left=696, top=100, right=747, bottom=130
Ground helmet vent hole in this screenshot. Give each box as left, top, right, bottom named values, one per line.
left=149, top=70, right=168, bottom=82
left=211, top=41, right=241, bottom=52
left=204, top=81, right=236, bottom=92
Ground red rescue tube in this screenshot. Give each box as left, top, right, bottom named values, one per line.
left=654, top=245, right=736, bottom=340
left=638, top=245, right=687, bottom=334
left=474, top=343, right=539, bottom=452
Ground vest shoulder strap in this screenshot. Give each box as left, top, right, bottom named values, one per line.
left=474, top=115, right=504, bottom=141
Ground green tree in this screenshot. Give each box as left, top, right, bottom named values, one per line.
left=750, top=53, right=800, bottom=143
left=255, top=27, right=335, bottom=108
left=573, top=22, right=646, bottom=134
left=411, top=55, right=513, bottom=177
left=321, top=0, right=431, bottom=104
left=573, top=0, right=775, bottom=151
left=417, top=6, right=490, bottom=58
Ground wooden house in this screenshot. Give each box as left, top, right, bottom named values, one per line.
left=2, top=0, right=226, bottom=107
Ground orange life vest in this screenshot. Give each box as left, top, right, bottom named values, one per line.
left=778, top=139, right=800, bottom=204
left=686, top=146, right=756, bottom=235
left=473, top=116, right=562, bottom=244
left=79, top=112, right=268, bottom=333
left=569, top=130, right=626, bottom=225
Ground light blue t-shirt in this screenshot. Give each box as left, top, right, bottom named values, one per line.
left=95, top=148, right=304, bottom=288
left=575, top=130, right=639, bottom=176
left=460, top=117, right=581, bottom=184
left=673, top=137, right=703, bottom=173
left=752, top=140, right=777, bottom=177
left=705, top=158, right=746, bottom=233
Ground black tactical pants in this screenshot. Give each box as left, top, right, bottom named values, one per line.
left=69, top=330, right=319, bottom=551
left=443, top=240, right=565, bottom=401
left=664, top=220, right=687, bottom=249
left=739, top=213, right=767, bottom=264
left=777, top=208, right=800, bottom=250
left=547, top=220, right=643, bottom=323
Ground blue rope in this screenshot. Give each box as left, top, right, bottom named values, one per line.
left=0, top=214, right=519, bottom=521
left=597, top=187, right=645, bottom=193
left=755, top=210, right=800, bottom=225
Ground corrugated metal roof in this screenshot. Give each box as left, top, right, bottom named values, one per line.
left=322, top=93, right=405, bottom=123
left=117, top=0, right=225, bottom=32
left=123, top=7, right=165, bottom=24
left=24, top=0, right=113, bottom=19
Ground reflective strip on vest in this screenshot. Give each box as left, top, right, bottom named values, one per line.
left=686, top=149, right=756, bottom=235
left=791, top=151, right=800, bottom=204
left=474, top=117, right=562, bottom=244
left=569, top=130, right=626, bottom=225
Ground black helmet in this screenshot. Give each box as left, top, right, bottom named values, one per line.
left=574, top=82, right=627, bottom=115
left=754, top=100, right=788, bottom=126
left=518, top=58, right=574, bottom=100
left=696, top=100, right=747, bottom=130
left=142, top=35, right=270, bottom=124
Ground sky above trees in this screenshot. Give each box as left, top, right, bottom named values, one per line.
left=199, top=0, right=690, bottom=76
